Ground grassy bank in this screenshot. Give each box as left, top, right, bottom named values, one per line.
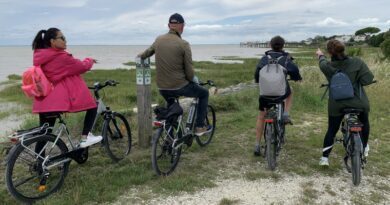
left=0, top=47, right=389, bottom=204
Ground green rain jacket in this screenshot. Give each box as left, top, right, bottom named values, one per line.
left=319, top=56, right=374, bottom=116
left=140, top=30, right=194, bottom=90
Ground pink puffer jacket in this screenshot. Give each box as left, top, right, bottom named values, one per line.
left=32, top=48, right=97, bottom=113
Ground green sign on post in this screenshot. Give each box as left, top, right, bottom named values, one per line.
left=135, top=57, right=152, bottom=148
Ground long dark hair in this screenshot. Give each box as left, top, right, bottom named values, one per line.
left=32, top=28, right=60, bottom=50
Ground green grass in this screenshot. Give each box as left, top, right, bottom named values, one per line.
left=0, top=47, right=389, bottom=204
left=219, top=198, right=241, bottom=205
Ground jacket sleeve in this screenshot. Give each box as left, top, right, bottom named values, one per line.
left=254, top=56, right=267, bottom=83
left=62, top=54, right=94, bottom=77
left=318, top=56, right=337, bottom=80
left=357, top=59, right=374, bottom=86
left=140, top=42, right=156, bottom=59
left=285, top=56, right=302, bottom=81
left=182, top=41, right=194, bottom=82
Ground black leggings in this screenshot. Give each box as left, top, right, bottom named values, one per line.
left=322, top=113, right=370, bottom=157
left=39, top=107, right=98, bottom=135
left=35, top=108, right=98, bottom=153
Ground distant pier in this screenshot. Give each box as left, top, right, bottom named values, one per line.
left=240, top=41, right=304, bottom=48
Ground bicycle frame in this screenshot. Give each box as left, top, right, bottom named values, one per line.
left=157, top=98, right=199, bottom=149
left=264, top=102, right=285, bottom=139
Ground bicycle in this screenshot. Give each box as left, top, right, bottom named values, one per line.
left=320, top=81, right=376, bottom=186
left=151, top=80, right=216, bottom=176
left=335, top=108, right=366, bottom=186
left=263, top=99, right=288, bottom=171
left=4, top=80, right=131, bottom=203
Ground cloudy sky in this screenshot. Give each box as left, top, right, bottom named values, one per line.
left=0, top=0, right=389, bottom=45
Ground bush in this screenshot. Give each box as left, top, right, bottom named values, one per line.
left=380, top=39, right=390, bottom=59
left=347, top=47, right=363, bottom=56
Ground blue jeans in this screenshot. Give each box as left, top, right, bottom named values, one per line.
left=159, top=82, right=209, bottom=127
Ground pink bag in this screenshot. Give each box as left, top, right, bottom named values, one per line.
left=21, top=65, right=53, bottom=98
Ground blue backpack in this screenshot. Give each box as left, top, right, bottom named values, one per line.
left=322, top=70, right=354, bottom=101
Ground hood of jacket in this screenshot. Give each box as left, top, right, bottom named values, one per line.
left=33, top=48, right=67, bottom=66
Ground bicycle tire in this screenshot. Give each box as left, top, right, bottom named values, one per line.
left=102, top=112, right=132, bottom=162
left=351, top=133, right=362, bottom=186
left=265, top=123, right=277, bottom=170
left=5, top=134, right=69, bottom=203
left=151, top=126, right=182, bottom=176
left=195, top=105, right=216, bottom=146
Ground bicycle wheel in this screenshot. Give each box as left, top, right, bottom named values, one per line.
left=351, top=133, right=362, bottom=186
left=196, top=105, right=216, bottom=146
left=151, top=126, right=182, bottom=176
left=5, top=134, right=69, bottom=203
left=102, top=112, right=132, bottom=162
left=265, top=123, right=277, bottom=170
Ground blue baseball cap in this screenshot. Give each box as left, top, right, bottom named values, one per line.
left=169, top=13, right=185, bottom=24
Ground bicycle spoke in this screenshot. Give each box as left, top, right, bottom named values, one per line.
left=14, top=175, right=39, bottom=188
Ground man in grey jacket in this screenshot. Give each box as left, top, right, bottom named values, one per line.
left=139, top=13, right=210, bottom=138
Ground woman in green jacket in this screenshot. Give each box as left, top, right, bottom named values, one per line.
left=315, top=40, right=374, bottom=166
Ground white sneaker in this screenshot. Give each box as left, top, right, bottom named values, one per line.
left=79, top=133, right=102, bottom=148
left=364, top=144, right=369, bottom=157
left=319, top=157, right=329, bottom=166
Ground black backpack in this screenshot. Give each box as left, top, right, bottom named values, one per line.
left=322, top=70, right=355, bottom=101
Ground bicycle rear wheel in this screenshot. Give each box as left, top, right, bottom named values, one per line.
left=151, top=126, right=182, bottom=176
left=351, top=133, right=362, bottom=186
left=5, top=134, right=69, bottom=203
left=196, top=105, right=216, bottom=146
left=265, top=123, right=277, bottom=170
left=102, top=112, right=132, bottom=162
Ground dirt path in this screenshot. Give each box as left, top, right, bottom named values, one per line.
left=113, top=173, right=389, bottom=205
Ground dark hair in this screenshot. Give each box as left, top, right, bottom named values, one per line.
left=326, top=39, right=345, bottom=58
left=270, top=36, right=285, bottom=51
left=32, top=28, right=60, bottom=50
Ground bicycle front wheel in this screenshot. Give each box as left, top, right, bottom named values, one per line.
left=265, top=123, right=277, bottom=171
left=196, top=105, right=216, bottom=146
left=5, top=134, right=69, bottom=203
left=351, top=133, right=362, bottom=186
left=151, top=126, right=182, bottom=176
left=102, top=112, right=132, bottom=162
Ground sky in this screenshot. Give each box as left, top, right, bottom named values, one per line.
left=0, top=0, right=389, bottom=45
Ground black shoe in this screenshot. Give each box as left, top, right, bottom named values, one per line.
left=254, top=145, right=261, bottom=156
left=185, top=135, right=194, bottom=147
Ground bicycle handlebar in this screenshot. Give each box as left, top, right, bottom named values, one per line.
left=320, top=80, right=377, bottom=88
left=88, top=80, right=120, bottom=90
left=199, top=80, right=215, bottom=87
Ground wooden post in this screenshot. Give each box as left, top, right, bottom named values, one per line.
left=136, top=57, right=152, bottom=148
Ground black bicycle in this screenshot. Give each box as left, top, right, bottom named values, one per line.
left=337, top=108, right=365, bottom=186
left=151, top=80, right=216, bottom=176
left=4, top=80, right=131, bottom=203
left=263, top=100, right=287, bottom=170
left=320, top=81, right=376, bottom=186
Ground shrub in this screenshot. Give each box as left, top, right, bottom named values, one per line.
left=380, top=39, right=390, bottom=59
left=347, top=47, right=362, bottom=57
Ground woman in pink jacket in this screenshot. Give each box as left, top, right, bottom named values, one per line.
left=32, top=28, right=101, bottom=148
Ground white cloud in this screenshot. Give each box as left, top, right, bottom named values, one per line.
left=316, top=17, right=347, bottom=26
left=354, top=18, right=379, bottom=25
left=188, top=24, right=224, bottom=31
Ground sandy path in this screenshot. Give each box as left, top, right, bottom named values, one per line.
left=112, top=173, right=389, bottom=205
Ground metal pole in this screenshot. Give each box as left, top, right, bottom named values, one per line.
left=136, top=57, right=152, bottom=148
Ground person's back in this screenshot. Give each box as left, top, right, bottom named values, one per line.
left=151, top=31, right=193, bottom=89
left=253, top=35, right=302, bottom=156
left=138, top=13, right=210, bottom=138
left=316, top=40, right=374, bottom=166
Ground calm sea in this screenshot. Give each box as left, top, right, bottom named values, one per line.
left=0, top=45, right=266, bottom=81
